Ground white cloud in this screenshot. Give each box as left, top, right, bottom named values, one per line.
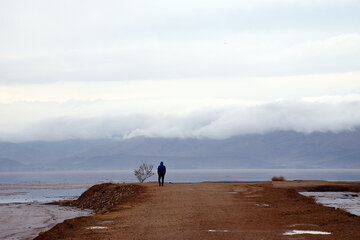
left=1, top=33, right=360, bottom=83
left=283, top=33, right=360, bottom=58
left=0, top=71, right=359, bottom=142
left=0, top=1, right=359, bottom=142
left=0, top=0, right=359, bottom=83
left=1, top=72, right=360, bottom=105
left=192, top=100, right=360, bottom=139
left=1, top=96, right=360, bottom=142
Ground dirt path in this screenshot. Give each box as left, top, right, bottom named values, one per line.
left=36, top=182, right=360, bottom=240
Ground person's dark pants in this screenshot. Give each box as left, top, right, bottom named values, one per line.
left=158, top=174, right=165, bottom=186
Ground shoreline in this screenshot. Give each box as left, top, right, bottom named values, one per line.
left=0, top=202, right=92, bottom=240
left=0, top=183, right=96, bottom=240
left=0, top=182, right=95, bottom=190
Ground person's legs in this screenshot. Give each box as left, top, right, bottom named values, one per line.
left=161, top=174, right=164, bottom=186
left=158, top=174, right=161, bottom=186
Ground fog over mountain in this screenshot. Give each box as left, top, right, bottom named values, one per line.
left=2, top=96, right=360, bottom=142
left=1, top=129, right=359, bottom=171
left=1, top=95, right=360, bottom=171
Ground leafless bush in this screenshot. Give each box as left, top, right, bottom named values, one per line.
left=134, top=163, right=154, bottom=183
left=271, top=176, right=285, bottom=181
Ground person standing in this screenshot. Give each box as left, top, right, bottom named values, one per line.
left=157, top=162, right=166, bottom=187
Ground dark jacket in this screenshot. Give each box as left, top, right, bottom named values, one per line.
left=157, top=162, right=166, bottom=175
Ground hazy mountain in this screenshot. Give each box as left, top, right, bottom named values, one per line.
left=0, top=157, right=27, bottom=171
left=0, top=139, right=113, bottom=165
left=0, top=129, right=359, bottom=171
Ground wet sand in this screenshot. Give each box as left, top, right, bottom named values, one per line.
left=35, top=181, right=360, bottom=240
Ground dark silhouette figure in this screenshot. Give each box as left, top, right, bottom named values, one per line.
left=157, top=162, right=166, bottom=187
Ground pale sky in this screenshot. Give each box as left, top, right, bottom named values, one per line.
left=1, top=0, right=360, bottom=142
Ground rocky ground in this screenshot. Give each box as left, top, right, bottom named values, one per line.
left=60, top=183, right=144, bottom=213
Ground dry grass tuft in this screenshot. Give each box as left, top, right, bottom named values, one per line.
left=271, top=176, right=285, bottom=181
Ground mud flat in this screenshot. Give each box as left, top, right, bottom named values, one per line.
left=34, top=181, right=360, bottom=240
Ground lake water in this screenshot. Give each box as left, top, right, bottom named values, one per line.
left=0, top=169, right=359, bottom=185
left=0, top=188, right=87, bottom=204
left=0, top=169, right=359, bottom=204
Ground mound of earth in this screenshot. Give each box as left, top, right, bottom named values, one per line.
left=63, top=183, right=144, bottom=213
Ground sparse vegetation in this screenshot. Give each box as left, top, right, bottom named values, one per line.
left=271, top=176, right=285, bottom=181
left=134, top=163, right=154, bottom=183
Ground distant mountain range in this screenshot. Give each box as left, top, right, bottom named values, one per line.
left=0, top=129, right=360, bottom=171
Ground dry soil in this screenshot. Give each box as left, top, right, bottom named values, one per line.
left=35, top=181, right=360, bottom=240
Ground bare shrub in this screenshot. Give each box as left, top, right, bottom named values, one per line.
left=134, top=163, right=154, bottom=183
left=271, top=176, right=285, bottom=181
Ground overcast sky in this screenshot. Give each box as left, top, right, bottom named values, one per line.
left=1, top=0, right=360, bottom=142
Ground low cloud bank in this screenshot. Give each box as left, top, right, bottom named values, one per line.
left=2, top=99, right=360, bottom=142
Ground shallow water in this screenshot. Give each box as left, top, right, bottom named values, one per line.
left=0, top=186, right=91, bottom=239
left=0, top=188, right=87, bottom=204
left=300, top=191, right=360, bottom=216
left=283, top=230, right=331, bottom=235
left=86, top=226, right=108, bottom=230
left=0, top=203, right=92, bottom=240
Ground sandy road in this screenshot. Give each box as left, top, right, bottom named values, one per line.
left=36, top=182, right=360, bottom=240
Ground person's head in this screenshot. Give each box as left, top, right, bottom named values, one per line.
left=160, top=161, right=164, bottom=165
